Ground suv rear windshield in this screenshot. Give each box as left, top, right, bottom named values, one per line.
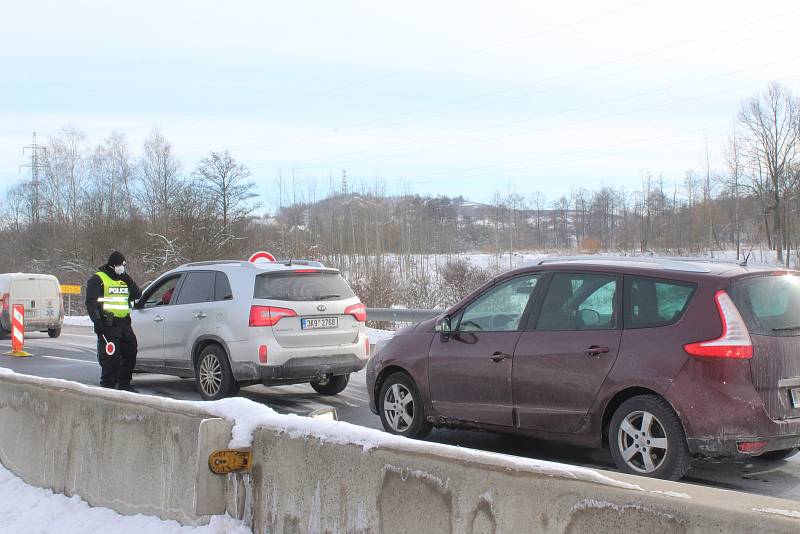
left=254, top=271, right=355, bottom=301
left=728, top=274, right=800, bottom=336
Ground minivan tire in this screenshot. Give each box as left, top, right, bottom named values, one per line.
left=758, top=447, right=800, bottom=462
left=311, top=374, right=349, bottom=395
left=194, top=345, right=239, bottom=401
left=378, top=372, right=432, bottom=439
left=609, top=395, right=691, bottom=480
left=48, top=328, right=61, bottom=338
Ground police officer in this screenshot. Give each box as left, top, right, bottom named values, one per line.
left=85, top=251, right=142, bottom=392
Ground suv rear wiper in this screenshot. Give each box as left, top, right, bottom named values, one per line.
left=315, top=294, right=341, bottom=300
left=772, top=325, right=800, bottom=332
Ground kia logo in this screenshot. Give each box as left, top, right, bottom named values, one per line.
left=317, top=304, right=327, bottom=312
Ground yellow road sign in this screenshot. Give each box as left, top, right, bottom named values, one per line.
left=60, top=285, right=82, bottom=295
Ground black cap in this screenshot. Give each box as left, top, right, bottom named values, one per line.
left=107, top=251, right=126, bottom=267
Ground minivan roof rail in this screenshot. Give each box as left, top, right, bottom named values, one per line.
left=532, top=255, right=746, bottom=273
left=182, top=260, right=248, bottom=267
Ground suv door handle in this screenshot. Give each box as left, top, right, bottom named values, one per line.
left=194, top=312, right=207, bottom=319
left=153, top=315, right=164, bottom=323
left=584, top=345, right=610, bottom=357
left=489, top=351, right=510, bottom=362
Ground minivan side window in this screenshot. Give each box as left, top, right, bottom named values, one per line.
left=536, top=273, right=619, bottom=331
left=174, top=271, right=215, bottom=305
left=625, top=276, right=695, bottom=328
left=455, top=274, right=540, bottom=332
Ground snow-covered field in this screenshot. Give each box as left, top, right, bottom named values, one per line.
left=0, top=464, right=249, bottom=534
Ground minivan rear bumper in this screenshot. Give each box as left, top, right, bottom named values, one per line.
left=673, top=359, right=800, bottom=457
left=232, top=354, right=366, bottom=385
left=688, top=432, right=800, bottom=457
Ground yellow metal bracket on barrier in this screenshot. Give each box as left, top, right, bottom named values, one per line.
left=208, top=449, right=252, bottom=474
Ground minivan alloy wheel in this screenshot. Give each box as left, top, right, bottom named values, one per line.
left=383, top=383, right=414, bottom=432
left=199, top=353, right=223, bottom=397
left=617, top=410, right=669, bottom=474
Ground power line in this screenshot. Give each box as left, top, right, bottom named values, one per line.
left=19, top=132, right=48, bottom=224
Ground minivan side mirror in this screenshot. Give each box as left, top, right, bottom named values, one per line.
left=435, top=315, right=452, bottom=338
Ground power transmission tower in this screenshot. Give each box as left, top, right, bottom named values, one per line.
left=20, top=132, right=48, bottom=224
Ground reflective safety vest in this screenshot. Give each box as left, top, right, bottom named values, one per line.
left=96, top=271, right=131, bottom=318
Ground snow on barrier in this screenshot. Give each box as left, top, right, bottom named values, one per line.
left=1, top=370, right=800, bottom=532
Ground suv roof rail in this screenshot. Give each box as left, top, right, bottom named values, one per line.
left=181, top=260, right=249, bottom=268
left=531, top=255, right=744, bottom=273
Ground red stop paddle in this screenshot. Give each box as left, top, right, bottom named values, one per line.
left=102, top=335, right=116, bottom=356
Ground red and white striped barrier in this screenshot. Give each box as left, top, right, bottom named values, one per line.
left=5, top=304, right=31, bottom=357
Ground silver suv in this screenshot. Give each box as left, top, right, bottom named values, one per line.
left=130, top=260, right=369, bottom=400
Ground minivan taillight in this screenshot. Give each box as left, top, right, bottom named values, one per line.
left=345, top=303, right=367, bottom=322
left=1, top=293, right=8, bottom=313
left=683, top=290, right=752, bottom=359
left=249, top=305, right=297, bottom=327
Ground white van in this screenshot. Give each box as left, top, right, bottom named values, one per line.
left=0, top=273, right=64, bottom=339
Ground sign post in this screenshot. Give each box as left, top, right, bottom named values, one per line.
left=5, top=304, right=31, bottom=357
left=60, top=285, right=81, bottom=317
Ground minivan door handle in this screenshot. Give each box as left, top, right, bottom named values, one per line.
left=584, top=345, right=610, bottom=357
left=489, top=351, right=511, bottom=362
left=153, top=315, right=164, bottom=323
left=194, top=312, right=207, bottom=320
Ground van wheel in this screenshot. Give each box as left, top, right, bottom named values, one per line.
left=48, top=328, right=61, bottom=338
left=195, top=345, right=239, bottom=401
left=758, top=448, right=799, bottom=462
left=311, top=374, right=349, bottom=395
left=609, top=395, right=691, bottom=480
left=0, top=328, right=9, bottom=340
left=379, top=372, right=431, bottom=439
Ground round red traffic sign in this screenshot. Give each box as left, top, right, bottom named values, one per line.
left=105, top=341, right=116, bottom=356
left=248, top=251, right=276, bottom=263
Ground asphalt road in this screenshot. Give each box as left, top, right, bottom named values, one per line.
left=2, top=324, right=800, bottom=501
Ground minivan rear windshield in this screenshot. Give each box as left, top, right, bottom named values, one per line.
left=728, top=274, right=800, bottom=336
left=254, top=271, right=355, bottom=302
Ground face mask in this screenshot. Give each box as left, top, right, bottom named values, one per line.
left=114, top=265, right=125, bottom=275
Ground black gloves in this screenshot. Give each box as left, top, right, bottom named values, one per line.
left=93, top=321, right=104, bottom=336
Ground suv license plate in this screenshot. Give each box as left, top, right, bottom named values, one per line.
left=791, top=388, right=800, bottom=409
left=301, top=317, right=338, bottom=330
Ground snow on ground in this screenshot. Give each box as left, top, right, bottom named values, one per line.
left=0, top=463, right=250, bottom=534
left=366, top=327, right=395, bottom=344
left=63, top=315, right=94, bottom=327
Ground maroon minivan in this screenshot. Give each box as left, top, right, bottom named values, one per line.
left=366, top=257, right=800, bottom=480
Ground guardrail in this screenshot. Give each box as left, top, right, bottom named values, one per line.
left=366, top=308, right=442, bottom=323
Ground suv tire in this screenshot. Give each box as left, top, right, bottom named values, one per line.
left=609, top=395, right=691, bottom=480
left=758, top=447, right=800, bottom=462
left=378, top=372, right=432, bottom=439
left=195, top=345, right=239, bottom=401
left=311, top=373, right=349, bottom=395
left=48, top=328, right=61, bottom=338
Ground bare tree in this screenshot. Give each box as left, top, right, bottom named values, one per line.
left=738, top=82, right=799, bottom=264
left=139, top=129, right=183, bottom=234
left=194, top=150, right=258, bottom=231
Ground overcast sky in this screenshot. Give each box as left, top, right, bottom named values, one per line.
left=2, top=0, right=799, bottom=204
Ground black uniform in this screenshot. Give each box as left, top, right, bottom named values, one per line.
left=85, top=253, right=142, bottom=390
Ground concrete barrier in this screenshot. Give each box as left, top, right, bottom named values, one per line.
left=2, top=369, right=800, bottom=532
left=0, top=370, right=231, bottom=525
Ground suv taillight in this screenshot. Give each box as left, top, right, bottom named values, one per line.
left=345, top=303, right=367, bottom=322
left=1, top=293, right=8, bottom=313
left=684, top=290, right=752, bottom=359
left=249, top=305, right=297, bottom=327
